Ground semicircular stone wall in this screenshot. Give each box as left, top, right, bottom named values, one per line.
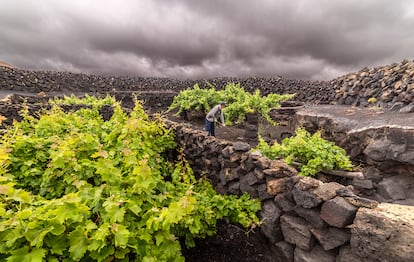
left=168, top=121, right=414, bottom=262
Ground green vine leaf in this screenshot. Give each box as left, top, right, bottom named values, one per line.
left=68, top=228, right=88, bottom=261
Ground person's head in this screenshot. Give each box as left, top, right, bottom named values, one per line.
left=220, top=101, right=226, bottom=108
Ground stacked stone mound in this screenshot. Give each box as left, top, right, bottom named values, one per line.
left=331, top=59, right=414, bottom=111
left=0, top=66, right=334, bottom=104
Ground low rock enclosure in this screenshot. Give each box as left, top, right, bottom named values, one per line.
left=1, top=59, right=414, bottom=261
left=168, top=122, right=414, bottom=262
left=292, top=106, right=414, bottom=206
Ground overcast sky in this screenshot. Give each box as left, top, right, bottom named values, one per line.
left=1, top=0, right=414, bottom=80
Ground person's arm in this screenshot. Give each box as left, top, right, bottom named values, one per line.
left=219, top=109, right=225, bottom=126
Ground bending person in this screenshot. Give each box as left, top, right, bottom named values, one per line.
left=205, top=102, right=226, bottom=136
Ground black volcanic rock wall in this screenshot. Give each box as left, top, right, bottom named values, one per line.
left=1, top=59, right=414, bottom=111
left=0, top=67, right=335, bottom=104
left=331, top=59, right=414, bottom=111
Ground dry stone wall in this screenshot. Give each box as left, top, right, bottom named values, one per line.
left=292, top=105, right=414, bottom=206
left=166, top=120, right=414, bottom=262
left=330, top=59, right=414, bottom=111
left=0, top=66, right=335, bottom=104
left=2, top=59, right=414, bottom=111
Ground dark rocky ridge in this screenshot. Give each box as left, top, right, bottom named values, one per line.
left=0, top=66, right=334, bottom=104
left=331, top=59, right=414, bottom=111
left=1, top=59, right=414, bottom=111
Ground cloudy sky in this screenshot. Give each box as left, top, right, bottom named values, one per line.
left=1, top=0, right=414, bottom=80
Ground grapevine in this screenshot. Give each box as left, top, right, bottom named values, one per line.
left=168, top=82, right=295, bottom=125
left=167, top=84, right=220, bottom=116
left=0, top=96, right=261, bottom=261
left=254, top=128, right=353, bottom=176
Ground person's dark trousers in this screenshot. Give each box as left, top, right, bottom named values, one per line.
left=205, top=119, right=215, bottom=136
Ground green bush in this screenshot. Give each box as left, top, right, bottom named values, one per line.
left=168, top=82, right=295, bottom=125
left=254, top=128, right=353, bottom=176
left=0, top=96, right=260, bottom=261
left=168, top=83, right=220, bottom=116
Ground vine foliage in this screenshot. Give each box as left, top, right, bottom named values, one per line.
left=254, top=128, right=353, bottom=176
left=0, top=96, right=260, bottom=261
left=168, top=82, right=295, bottom=125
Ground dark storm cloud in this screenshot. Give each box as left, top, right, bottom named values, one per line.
left=0, top=0, right=413, bottom=80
